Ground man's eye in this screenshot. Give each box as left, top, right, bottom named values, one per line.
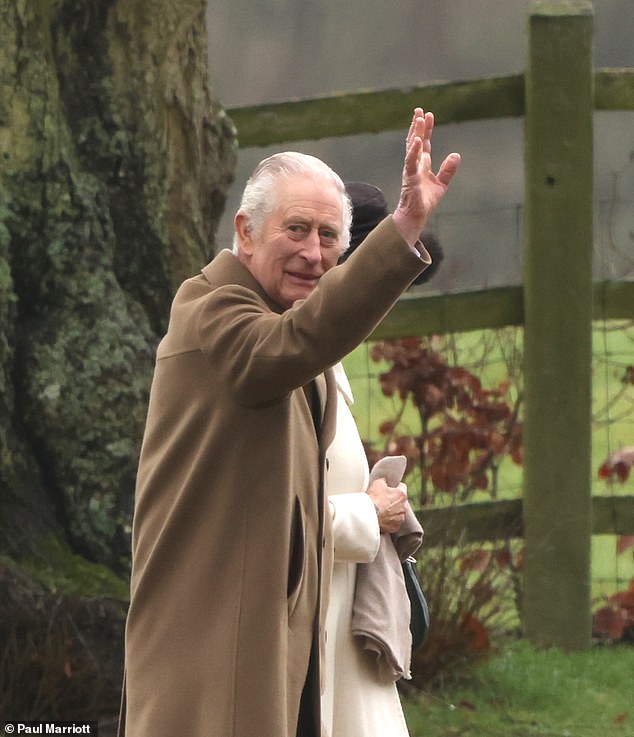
left=288, top=224, right=307, bottom=235
left=319, top=230, right=338, bottom=246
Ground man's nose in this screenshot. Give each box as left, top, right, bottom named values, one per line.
left=301, top=229, right=323, bottom=263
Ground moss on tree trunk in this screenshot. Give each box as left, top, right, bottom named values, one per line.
left=0, top=0, right=236, bottom=715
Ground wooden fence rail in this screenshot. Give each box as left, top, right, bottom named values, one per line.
left=368, top=280, right=634, bottom=339
left=227, top=69, right=634, bottom=148
left=419, top=495, right=634, bottom=547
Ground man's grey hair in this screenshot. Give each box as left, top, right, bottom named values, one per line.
left=232, top=151, right=352, bottom=255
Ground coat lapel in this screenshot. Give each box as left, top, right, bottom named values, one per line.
left=319, top=368, right=337, bottom=451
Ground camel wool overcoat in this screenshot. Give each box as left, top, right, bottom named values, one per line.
left=119, top=216, right=429, bottom=737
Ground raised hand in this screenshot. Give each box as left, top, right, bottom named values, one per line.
left=392, top=107, right=461, bottom=246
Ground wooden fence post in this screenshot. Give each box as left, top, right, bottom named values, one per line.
left=523, top=1, right=594, bottom=649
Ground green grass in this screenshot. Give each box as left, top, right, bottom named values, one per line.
left=402, top=640, right=634, bottom=737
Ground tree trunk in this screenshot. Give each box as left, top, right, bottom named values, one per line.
left=0, top=0, right=236, bottom=717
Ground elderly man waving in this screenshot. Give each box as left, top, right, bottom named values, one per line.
left=119, top=109, right=460, bottom=737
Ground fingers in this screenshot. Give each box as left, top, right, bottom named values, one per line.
left=379, top=505, right=407, bottom=534
left=405, top=111, right=418, bottom=145
left=405, top=107, right=424, bottom=145
left=375, top=482, right=408, bottom=533
left=403, top=135, right=422, bottom=177
left=422, top=112, right=434, bottom=154
left=436, top=152, right=462, bottom=187
left=387, top=482, right=408, bottom=509
left=367, top=478, right=408, bottom=533
left=404, top=109, right=436, bottom=177
left=368, top=479, right=407, bottom=507
left=407, top=108, right=433, bottom=143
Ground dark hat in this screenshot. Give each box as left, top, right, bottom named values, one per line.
left=341, top=181, right=443, bottom=285
left=340, top=182, right=389, bottom=262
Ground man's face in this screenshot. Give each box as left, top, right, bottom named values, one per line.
left=235, top=173, right=344, bottom=309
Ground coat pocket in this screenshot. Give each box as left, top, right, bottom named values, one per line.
left=287, top=495, right=306, bottom=616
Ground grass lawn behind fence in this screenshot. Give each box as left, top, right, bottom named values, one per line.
left=402, top=639, right=634, bottom=737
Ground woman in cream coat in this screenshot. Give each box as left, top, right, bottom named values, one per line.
left=323, top=362, right=411, bottom=737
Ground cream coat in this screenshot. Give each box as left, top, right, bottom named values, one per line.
left=323, top=365, right=410, bottom=737
left=119, top=217, right=427, bottom=737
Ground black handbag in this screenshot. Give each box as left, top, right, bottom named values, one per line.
left=402, top=556, right=430, bottom=649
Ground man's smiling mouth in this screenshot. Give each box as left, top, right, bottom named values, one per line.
left=287, top=272, right=320, bottom=284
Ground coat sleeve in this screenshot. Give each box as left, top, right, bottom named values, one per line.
left=328, top=493, right=380, bottom=563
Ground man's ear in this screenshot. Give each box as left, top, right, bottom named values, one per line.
left=234, top=212, right=254, bottom=256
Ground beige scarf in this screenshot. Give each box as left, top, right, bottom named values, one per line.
left=351, top=455, right=424, bottom=682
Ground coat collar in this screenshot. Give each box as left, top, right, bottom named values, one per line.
left=201, top=249, right=286, bottom=315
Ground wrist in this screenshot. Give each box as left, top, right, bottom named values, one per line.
left=392, top=208, right=424, bottom=248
